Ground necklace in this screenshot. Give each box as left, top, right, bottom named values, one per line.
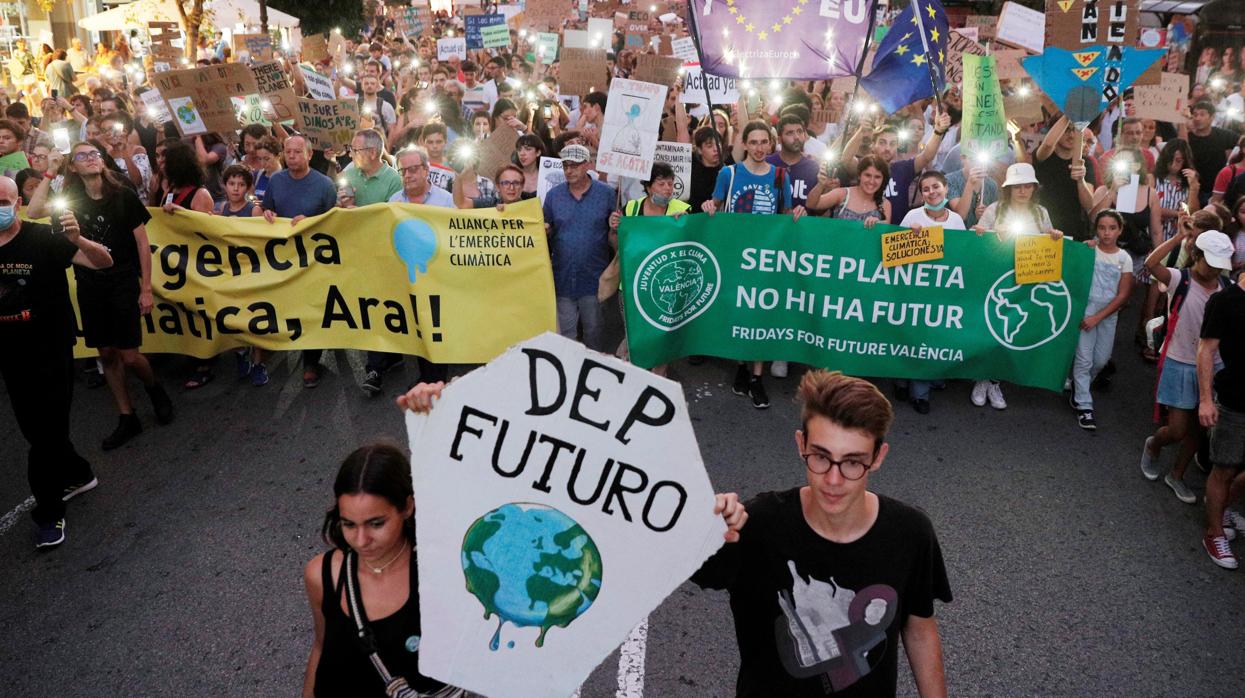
left=362, top=544, right=408, bottom=574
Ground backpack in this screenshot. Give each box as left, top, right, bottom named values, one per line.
left=723, top=163, right=788, bottom=213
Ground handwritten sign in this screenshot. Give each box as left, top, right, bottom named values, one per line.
left=559, top=47, right=610, bottom=98
left=481, top=23, right=511, bottom=49
left=654, top=141, right=692, bottom=201
left=946, top=31, right=987, bottom=87
left=996, top=1, right=1046, bottom=54
left=437, top=37, right=467, bottom=61
left=233, top=33, right=273, bottom=62
left=881, top=227, right=945, bottom=268
left=1045, top=0, right=1138, bottom=51
left=301, top=33, right=330, bottom=64
left=152, top=64, right=258, bottom=136
left=535, top=32, right=560, bottom=60
left=299, top=64, right=336, bottom=101
left=251, top=61, right=299, bottom=123
left=670, top=36, right=697, bottom=62
left=680, top=63, right=738, bottom=105
left=631, top=54, right=683, bottom=88
left=523, top=0, right=570, bottom=31
left=1015, top=235, right=1064, bottom=284
left=296, top=98, right=360, bottom=149
left=962, top=54, right=1008, bottom=159
left=465, top=13, right=506, bottom=49
left=476, top=123, right=520, bottom=183
left=1134, top=71, right=1189, bottom=123
left=597, top=79, right=667, bottom=179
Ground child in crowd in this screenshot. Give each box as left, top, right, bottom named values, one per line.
left=1070, top=211, right=1133, bottom=430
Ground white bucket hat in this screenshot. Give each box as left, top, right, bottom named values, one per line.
left=1001, top=162, right=1039, bottom=188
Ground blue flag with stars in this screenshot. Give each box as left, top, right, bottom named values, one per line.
left=860, top=0, right=949, bottom=114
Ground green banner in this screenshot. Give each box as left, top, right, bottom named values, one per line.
left=962, top=53, right=1007, bottom=159
left=618, top=215, right=1094, bottom=392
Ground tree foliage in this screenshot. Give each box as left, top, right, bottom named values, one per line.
left=267, top=0, right=368, bottom=38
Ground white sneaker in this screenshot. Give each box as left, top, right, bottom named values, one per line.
left=1140, top=436, right=1162, bottom=481
left=1164, top=474, right=1197, bottom=505
left=770, top=361, right=788, bottom=379
left=971, top=381, right=989, bottom=406
left=986, top=381, right=1007, bottom=410
left=1224, top=508, right=1245, bottom=534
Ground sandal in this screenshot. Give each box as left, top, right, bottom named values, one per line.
left=184, top=369, right=214, bottom=390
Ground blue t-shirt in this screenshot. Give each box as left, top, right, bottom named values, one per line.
left=882, top=157, right=917, bottom=224
left=712, top=163, right=793, bottom=214
left=764, top=153, right=819, bottom=209
left=542, top=179, right=616, bottom=299
left=260, top=168, right=338, bottom=219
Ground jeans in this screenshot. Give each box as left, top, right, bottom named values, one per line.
left=0, top=343, right=93, bottom=525
left=557, top=295, right=605, bottom=352
left=894, top=379, right=932, bottom=400
left=1071, top=311, right=1118, bottom=410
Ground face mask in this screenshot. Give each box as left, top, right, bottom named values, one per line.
left=0, top=204, right=15, bottom=229
left=650, top=194, right=672, bottom=207
left=924, top=197, right=948, bottom=212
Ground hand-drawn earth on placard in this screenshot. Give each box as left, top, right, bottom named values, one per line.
left=461, top=502, right=603, bottom=650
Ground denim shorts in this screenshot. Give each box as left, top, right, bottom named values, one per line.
left=1156, top=358, right=1199, bottom=410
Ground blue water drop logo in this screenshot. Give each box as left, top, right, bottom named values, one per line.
left=393, top=218, right=438, bottom=283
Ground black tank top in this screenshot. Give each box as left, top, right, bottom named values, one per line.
left=314, top=549, right=446, bottom=697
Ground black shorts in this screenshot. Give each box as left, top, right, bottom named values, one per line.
left=78, top=276, right=142, bottom=350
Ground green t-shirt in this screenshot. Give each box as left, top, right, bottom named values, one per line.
left=341, top=162, right=402, bottom=206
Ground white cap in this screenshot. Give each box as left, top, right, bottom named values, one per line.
left=1195, top=231, right=1235, bottom=270
left=1001, top=162, right=1039, bottom=188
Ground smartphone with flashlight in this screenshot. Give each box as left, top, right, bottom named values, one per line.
left=542, top=104, right=553, bottom=120
left=52, top=126, right=71, bottom=154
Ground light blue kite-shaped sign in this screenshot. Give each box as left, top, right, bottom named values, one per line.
left=1022, top=46, right=1166, bottom=128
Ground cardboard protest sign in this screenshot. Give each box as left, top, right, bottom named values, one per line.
left=654, top=141, right=692, bottom=202
left=482, top=23, right=511, bottom=49
left=465, top=13, right=506, bottom=49
left=965, top=14, right=996, bottom=41
left=299, top=64, right=336, bottom=101
left=631, top=54, right=683, bottom=88
left=994, top=50, right=1030, bottom=81
left=406, top=332, right=725, bottom=698
left=1022, top=45, right=1164, bottom=128
left=946, top=31, right=987, bottom=87
left=1045, top=0, right=1138, bottom=50
left=536, top=157, right=564, bottom=203
left=559, top=48, right=610, bottom=98
left=524, top=0, right=569, bottom=31
left=395, top=6, right=433, bottom=36
left=597, top=79, right=668, bottom=180
left=301, top=33, right=330, bottom=64
left=1003, top=85, right=1045, bottom=125
left=1134, top=71, right=1189, bottom=123
left=437, top=37, right=467, bottom=61
left=251, top=61, right=299, bottom=123
left=962, top=54, right=1008, bottom=160
left=587, top=16, right=614, bottom=41
left=476, top=123, right=520, bottom=183
left=563, top=29, right=593, bottom=50
left=428, top=162, right=456, bottom=191
left=996, top=1, right=1046, bottom=54
left=957, top=26, right=979, bottom=42
left=234, top=33, right=273, bottom=61
left=670, top=36, right=697, bottom=62
left=232, top=94, right=270, bottom=126
left=1015, top=235, right=1063, bottom=284
left=152, top=64, right=258, bottom=136
left=138, top=88, right=172, bottom=125
left=680, top=63, right=739, bottom=105
left=147, top=21, right=181, bottom=60
left=882, top=227, right=945, bottom=268
left=296, top=98, right=360, bottom=149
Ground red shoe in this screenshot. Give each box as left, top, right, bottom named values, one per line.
left=1203, top=535, right=1238, bottom=570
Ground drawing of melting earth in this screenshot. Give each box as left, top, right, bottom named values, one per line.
left=176, top=100, right=198, bottom=125
left=612, top=102, right=644, bottom=156
left=461, top=503, right=602, bottom=650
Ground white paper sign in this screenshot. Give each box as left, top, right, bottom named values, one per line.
left=437, top=37, right=468, bottom=61
left=680, top=63, right=739, bottom=105
left=671, top=36, right=698, bottom=63
left=427, top=162, right=456, bottom=191
left=166, top=96, right=207, bottom=135
left=139, top=88, right=172, bottom=125
left=563, top=29, right=593, bottom=49
left=597, top=78, right=668, bottom=180
left=586, top=17, right=613, bottom=42
left=536, top=156, right=565, bottom=203
left=1116, top=173, right=1140, bottom=214
left=299, top=64, right=336, bottom=101
left=655, top=141, right=692, bottom=202
left=406, top=333, right=725, bottom=698
left=995, top=1, right=1045, bottom=54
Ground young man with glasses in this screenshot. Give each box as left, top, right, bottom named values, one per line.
left=694, top=370, right=952, bottom=696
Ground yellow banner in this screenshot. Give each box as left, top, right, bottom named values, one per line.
left=67, top=199, right=557, bottom=362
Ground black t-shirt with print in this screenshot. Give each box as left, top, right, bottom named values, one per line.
left=1201, top=282, right=1245, bottom=412
left=0, top=221, right=79, bottom=348
left=67, top=186, right=151, bottom=283
left=692, top=489, right=952, bottom=697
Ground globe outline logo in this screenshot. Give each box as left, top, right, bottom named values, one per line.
left=633, top=241, right=721, bottom=332
left=983, top=270, right=1072, bottom=351
left=460, top=502, right=603, bottom=651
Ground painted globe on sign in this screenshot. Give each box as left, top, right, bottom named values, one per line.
left=460, top=503, right=603, bottom=650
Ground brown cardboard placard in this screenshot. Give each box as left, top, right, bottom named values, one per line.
left=1134, top=71, right=1189, bottom=123
left=302, top=33, right=330, bottom=64
left=994, top=50, right=1030, bottom=81
left=559, top=47, right=610, bottom=98
left=233, top=33, right=274, bottom=62
left=1004, top=89, right=1045, bottom=125
left=296, top=98, right=361, bottom=149
left=147, top=21, right=182, bottom=61
left=250, top=61, right=299, bottom=123
left=1045, top=0, right=1138, bottom=51
left=524, top=0, right=571, bottom=31
left=476, top=122, right=520, bottom=182
left=945, top=31, right=987, bottom=87
left=631, top=54, right=683, bottom=87
left=153, top=64, right=259, bottom=135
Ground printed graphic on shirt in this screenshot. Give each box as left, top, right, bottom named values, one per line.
left=0, top=262, right=34, bottom=322
left=774, top=560, right=898, bottom=691
left=729, top=182, right=779, bottom=214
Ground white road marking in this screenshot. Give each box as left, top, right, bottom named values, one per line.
left=616, top=616, right=649, bottom=698
left=0, top=496, right=35, bottom=536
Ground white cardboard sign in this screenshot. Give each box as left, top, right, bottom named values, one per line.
left=680, top=63, right=739, bottom=105
left=655, top=141, right=692, bottom=202
left=671, top=36, right=698, bottom=63
left=596, top=78, right=668, bottom=180
left=406, top=333, right=725, bottom=698
left=437, top=37, right=468, bottom=61
left=536, top=156, right=565, bottom=203
left=299, top=64, right=336, bottom=101
left=995, top=1, right=1045, bottom=54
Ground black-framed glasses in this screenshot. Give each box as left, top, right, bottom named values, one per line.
left=801, top=452, right=872, bottom=480
left=498, top=179, right=523, bottom=187
left=400, top=164, right=427, bottom=175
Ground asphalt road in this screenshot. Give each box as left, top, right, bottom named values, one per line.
left=2, top=304, right=1244, bottom=696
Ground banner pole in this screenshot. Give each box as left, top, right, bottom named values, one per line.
left=832, top=0, right=880, bottom=155
left=910, top=0, right=944, bottom=113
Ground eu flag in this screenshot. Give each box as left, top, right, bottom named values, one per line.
left=860, top=0, right=950, bottom=114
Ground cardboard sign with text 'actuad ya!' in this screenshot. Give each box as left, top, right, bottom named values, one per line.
left=406, top=332, right=726, bottom=698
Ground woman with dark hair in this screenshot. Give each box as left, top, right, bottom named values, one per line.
left=514, top=132, right=545, bottom=199
left=194, top=132, right=230, bottom=202
left=14, top=167, right=39, bottom=204
left=302, top=443, right=462, bottom=698
left=1210, top=135, right=1245, bottom=206
left=1156, top=139, right=1200, bottom=244
left=806, top=154, right=891, bottom=226
left=470, top=109, right=493, bottom=140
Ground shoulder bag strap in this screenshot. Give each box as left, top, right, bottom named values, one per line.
left=344, top=551, right=418, bottom=698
